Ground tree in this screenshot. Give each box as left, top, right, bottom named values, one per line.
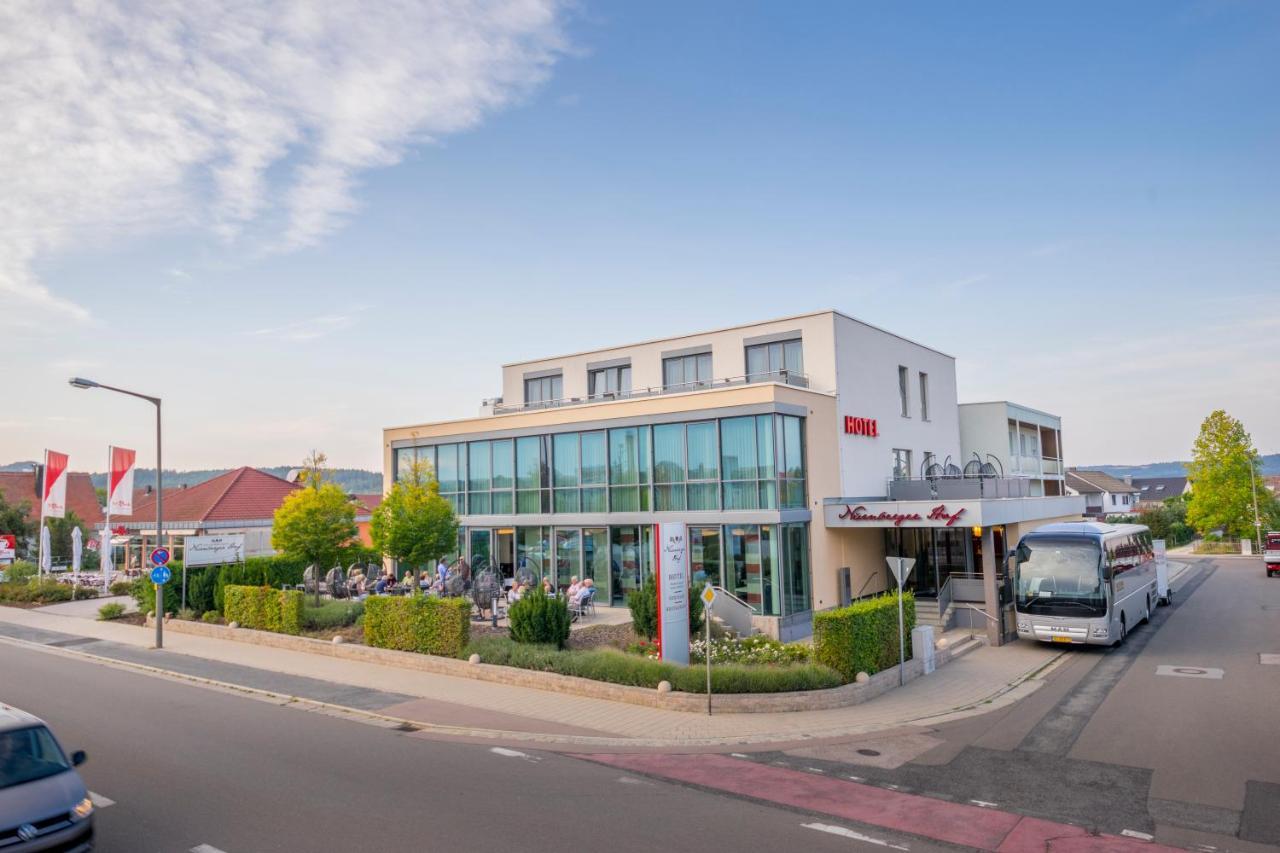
left=271, top=454, right=357, bottom=605
left=1185, top=411, right=1278, bottom=540
left=370, top=461, right=458, bottom=572
left=0, top=491, right=35, bottom=560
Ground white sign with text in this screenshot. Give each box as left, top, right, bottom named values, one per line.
left=183, top=534, right=245, bottom=567
left=657, top=522, right=690, bottom=666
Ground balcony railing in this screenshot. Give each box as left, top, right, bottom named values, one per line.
left=491, top=370, right=811, bottom=415
left=887, top=476, right=1034, bottom=500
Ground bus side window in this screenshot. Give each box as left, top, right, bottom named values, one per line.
left=1105, top=539, right=1121, bottom=579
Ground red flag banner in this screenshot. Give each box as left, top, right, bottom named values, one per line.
left=42, top=450, right=69, bottom=519
left=107, top=446, right=137, bottom=515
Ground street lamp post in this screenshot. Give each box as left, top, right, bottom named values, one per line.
left=1249, top=455, right=1263, bottom=556
left=69, top=378, right=165, bottom=649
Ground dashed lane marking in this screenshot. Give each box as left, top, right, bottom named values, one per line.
left=1260, top=654, right=1280, bottom=665
left=1121, top=829, right=1155, bottom=841
left=805, top=767, right=827, bottom=774
left=616, top=776, right=652, bottom=786
left=489, top=746, right=540, bottom=762
left=803, top=822, right=909, bottom=850
left=969, top=799, right=999, bottom=808
left=191, top=845, right=229, bottom=853
left=87, top=791, right=114, bottom=808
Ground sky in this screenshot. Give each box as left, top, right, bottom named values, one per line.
left=2, top=0, right=1277, bottom=474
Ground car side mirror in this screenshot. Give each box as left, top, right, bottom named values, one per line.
left=71, top=750, right=86, bottom=766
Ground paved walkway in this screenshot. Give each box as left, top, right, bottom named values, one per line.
left=35, top=594, right=136, bottom=618
left=0, top=604, right=1060, bottom=748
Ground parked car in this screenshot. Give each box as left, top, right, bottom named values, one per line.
left=1265, top=532, right=1280, bottom=578
left=0, top=704, right=94, bottom=851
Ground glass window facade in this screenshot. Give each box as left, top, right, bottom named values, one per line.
left=745, top=338, right=803, bottom=382
left=392, top=414, right=806, bottom=516
left=524, top=374, right=563, bottom=407
left=662, top=353, right=712, bottom=391
left=588, top=365, right=631, bottom=399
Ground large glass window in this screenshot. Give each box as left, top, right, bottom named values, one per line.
left=395, top=447, right=416, bottom=482
left=515, top=526, right=550, bottom=586
left=610, top=525, right=652, bottom=606
left=608, top=426, right=651, bottom=512
left=524, top=374, right=563, bottom=407
left=778, top=415, right=805, bottom=508
left=490, top=440, right=513, bottom=514
left=588, top=365, right=632, bottom=399
left=554, top=528, right=581, bottom=591
left=553, top=433, right=580, bottom=513
left=919, top=372, right=930, bottom=421
left=892, top=448, right=912, bottom=481
left=745, top=339, right=803, bottom=383
left=781, top=523, right=810, bottom=616
left=653, top=423, right=686, bottom=511
left=689, top=526, right=722, bottom=588
left=686, top=421, right=719, bottom=510
left=662, top=352, right=712, bottom=391
left=582, top=527, right=609, bottom=600
left=721, top=416, right=758, bottom=509
left=435, top=443, right=465, bottom=514
left=515, top=436, right=548, bottom=514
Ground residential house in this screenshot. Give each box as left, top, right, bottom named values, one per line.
left=1066, top=469, right=1142, bottom=518
left=1131, top=476, right=1190, bottom=511
left=0, top=470, right=105, bottom=560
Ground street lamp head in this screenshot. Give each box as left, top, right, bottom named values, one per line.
left=68, top=377, right=99, bottom=390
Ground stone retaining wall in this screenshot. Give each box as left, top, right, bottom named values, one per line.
left=151, top=616, right=979, bottom=714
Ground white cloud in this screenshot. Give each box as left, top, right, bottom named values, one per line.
left=0, top=0, right=569, bottom=324
left=248, top=313, right=356, bottom=342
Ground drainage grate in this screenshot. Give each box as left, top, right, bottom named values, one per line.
left=44, top=637, right=98, bottom=649
left=392, top=722, right=420, bottom=732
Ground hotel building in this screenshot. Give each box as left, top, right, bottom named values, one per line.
left=383, top=311, right=1083, bottom=644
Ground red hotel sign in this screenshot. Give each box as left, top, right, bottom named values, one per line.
left=844, top=416, right=878, bottom=437
left=837, top=503, right=967, bottom=527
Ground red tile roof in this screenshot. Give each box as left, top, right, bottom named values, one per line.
left=0, top=471, right=104, bottom=527
left=113, top=467, right=301, bottom=525
left=352, top=493, right=383, bottom=515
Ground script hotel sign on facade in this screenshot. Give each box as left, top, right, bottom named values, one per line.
left=828, top=503, right=967, bottom=528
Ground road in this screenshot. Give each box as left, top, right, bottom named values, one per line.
left=0, top=640, right=945, bottom=853
left=736, top=557, right=1280, bottom=849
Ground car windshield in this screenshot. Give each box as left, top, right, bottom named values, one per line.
left=0, top=726, right=72, bottom=790
left=1014, top=538, right=1105, bottom=616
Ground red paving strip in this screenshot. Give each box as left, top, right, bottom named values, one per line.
left=575, top=753, right=1182, bottom=853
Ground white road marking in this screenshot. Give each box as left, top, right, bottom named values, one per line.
left=969, top=799, right=999, bottom=808
left=1121, top=830, right=1155, bottom=841
left=1260, top=654, right=1280, bottom=665
left=803, top=822, right=909, bottom=850
left=846, top=775, right=865, bottom=782
left=191, top=845, right=228, bottom=853
left=489, top=746, right=539, bottom=762
left=616, top=776, right=652, bottom=786
left=1155, top=665, right=1224, bottom=680
left=805, top=766, right=827, bottom=774
left=730, top=752, right=749, bottom=758
left=87, top=791, right=114, bottom=808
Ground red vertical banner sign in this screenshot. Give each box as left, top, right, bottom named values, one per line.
left=107, top=447, right=136, bottom=515
left=41, top=450, right=69, bottom=519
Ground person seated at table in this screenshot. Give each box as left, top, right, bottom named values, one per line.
left=374, top=573, right=389, bottom=595
left=349, top=570, right=366, bottom=596
left=540, top=577, right=554, bottom=596
left=403, top=570, right=416, bottom=592
left=570, top=578, right=594, bottom=608
left=508, top=583, right=525, bottom=605
left=565, top=576, right=581, bottom=601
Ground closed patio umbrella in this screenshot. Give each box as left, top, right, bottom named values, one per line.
left=72, top=526, right=83, bottom=574
left=39, top=525, right=51, bottom=578
left=102, top=528, right=113, bottom=591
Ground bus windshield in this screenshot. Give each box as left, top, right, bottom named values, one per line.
left=1013, top=538, right=1106, bottom=617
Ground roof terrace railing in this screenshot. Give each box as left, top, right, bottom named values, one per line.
left=491, top=369, right=810, bottom=415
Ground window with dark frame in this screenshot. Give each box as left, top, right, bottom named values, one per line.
left=898, top=365, right=909, bottom=417
left=524, top=374, right=563, bottom=407
left=588, top=364, right=631, bottom=399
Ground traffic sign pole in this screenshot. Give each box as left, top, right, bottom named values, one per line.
left=886, top=557, right=916, bottom=687
left=150, top=548, right=171, bottom=649
left=700, top=585, right=717, bottom=716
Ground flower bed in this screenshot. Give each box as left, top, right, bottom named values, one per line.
left=465, top=636, right=843, bottom=694
left=689, top=635, right=811, bottom=665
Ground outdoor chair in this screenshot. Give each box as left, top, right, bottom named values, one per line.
left=568, top=587, right=596, bottom=621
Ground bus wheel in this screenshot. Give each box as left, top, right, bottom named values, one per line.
left=1116, top=616, right=1127, bottom=646
left=1143, top=596, right=1152, bottom=625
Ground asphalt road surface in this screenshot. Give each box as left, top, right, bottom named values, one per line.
left=741, top=557, right=1280, bottom=850
left=0, top=641, right=948, bottom=853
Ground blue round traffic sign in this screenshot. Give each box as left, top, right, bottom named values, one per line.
left=150, top=547, right=170, bottom=566
left=150, top=565, right=172, bottom=585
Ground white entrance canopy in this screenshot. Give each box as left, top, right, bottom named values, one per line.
left=822, top=495, right=1085, bottom=529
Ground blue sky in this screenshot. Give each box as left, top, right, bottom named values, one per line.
left=4, top=0, right=1277, bottom=472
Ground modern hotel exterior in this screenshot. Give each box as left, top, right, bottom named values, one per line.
left=383, top=310, right=1084, bottom=643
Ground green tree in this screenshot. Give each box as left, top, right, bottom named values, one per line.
left=370, top=461, right=458, bottom=573
left=1186, top=411, right=1278, bottom=540
left=0, top=491, right=35, bottom=560
left=271, top=454, right=357, bottom=605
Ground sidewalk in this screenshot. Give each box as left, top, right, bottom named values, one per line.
left=0, top=604, right=1060, bottom=749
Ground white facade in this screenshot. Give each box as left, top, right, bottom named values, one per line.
left=959, top=401, right=1065, bottom=497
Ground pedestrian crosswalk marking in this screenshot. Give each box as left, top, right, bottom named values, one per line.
left=191, top=845, right=229, bottom=853
left=803, top=822, right=909, bottom=850
left=88, top=792, right=114, bottom=808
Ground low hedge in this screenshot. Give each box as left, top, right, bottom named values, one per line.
left=0, top=580, right=74, bottom=604
left=813, top=591, right=915, bottom=681
left=302, top=600, right=364, bottom=631
left=464, top=636, right=844, bottom=694
left=364, top=595, right=470, bottom=657
left=224, top=585, right=305, bottom=635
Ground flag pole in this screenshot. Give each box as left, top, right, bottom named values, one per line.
left=37, top=450, right=47, bottom=581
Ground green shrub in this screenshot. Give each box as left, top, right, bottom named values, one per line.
left=813, top=591, right=915, bottom=681
left=364, top=595, right=470, bottom=656
left=508, top=586, right=571, bottom=648
left=302, top=600, right=364, bottom=631
left=4, top=561, right=39, bottom=583
left=108, top=579, right=134, bottom=597
left=97, top=602, right=125, bottom=620
left=71, top=586, right=99, bottom=600
left=201, top=610, right=221, bottom=623
left=463, top=636, right=842, bottom=693
left=0, top=580, right=73, bottom=604
left=131, top=577, right=181, bottom=615
left=627, top=577, right=704, bottom=641
left=212, top=557, right=308, bottom=612
left=224, top=585, right=305, bottom=635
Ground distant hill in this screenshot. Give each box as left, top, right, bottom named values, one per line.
left=1080, top=453, right=1279, bottom=479
left=2, top=462, right=381, bottom=494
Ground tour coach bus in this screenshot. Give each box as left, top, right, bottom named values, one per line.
left=1013, top=522, right=1158, bottom=646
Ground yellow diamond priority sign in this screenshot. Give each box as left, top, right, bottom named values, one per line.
left=700, top=585, right=716, bottom=607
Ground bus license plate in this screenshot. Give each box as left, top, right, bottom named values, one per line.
left=1051, top=636, right=1074, bottom=643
